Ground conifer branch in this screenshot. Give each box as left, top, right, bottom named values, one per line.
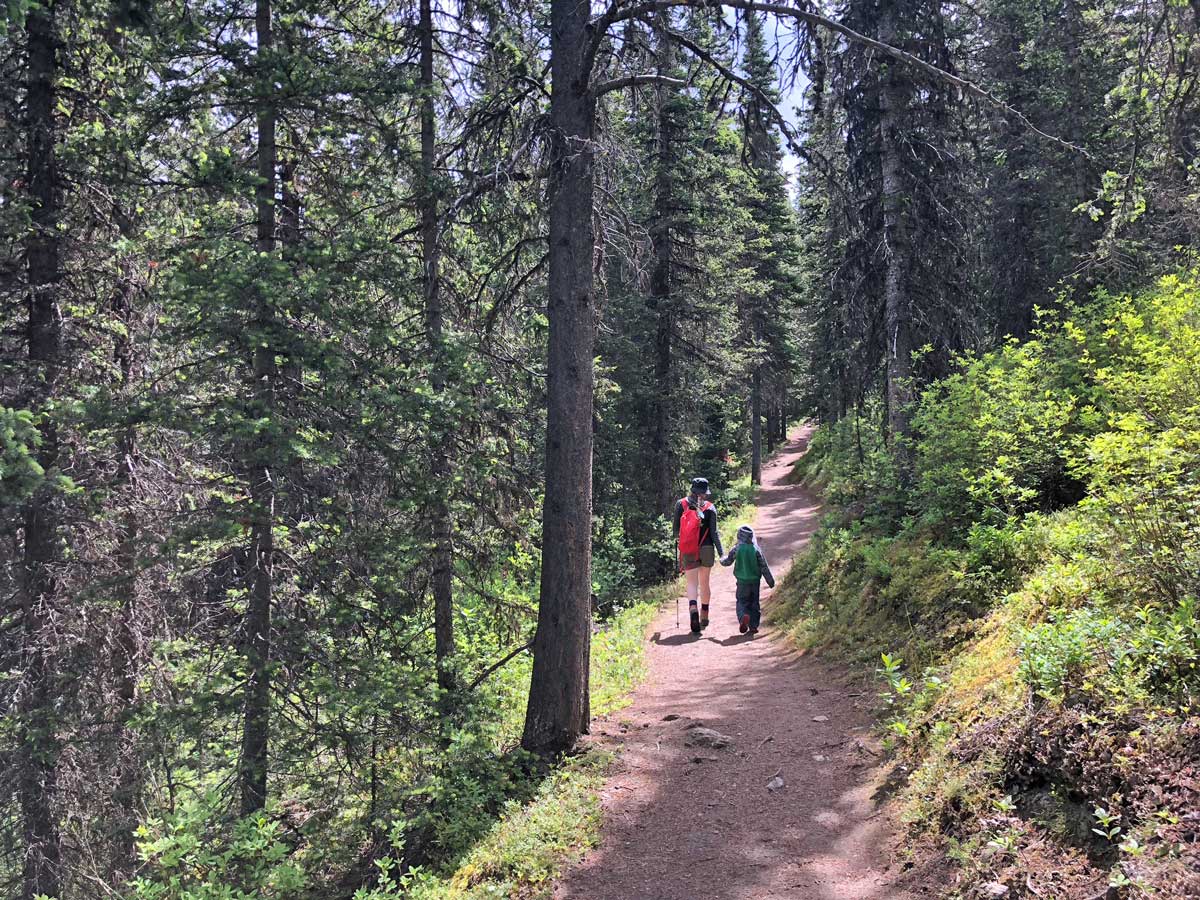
left=591, top=0, right=1091, bottom=159
left=591, top=73, right=688, bottom=97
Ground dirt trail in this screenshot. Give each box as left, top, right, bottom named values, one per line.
left=556, top=427, right=929, bottom=900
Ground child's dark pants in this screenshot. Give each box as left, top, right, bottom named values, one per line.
left=735, top=580, right=761, bottom=630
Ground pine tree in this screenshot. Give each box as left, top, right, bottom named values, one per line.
left=738, top=11, right=800, bottom=482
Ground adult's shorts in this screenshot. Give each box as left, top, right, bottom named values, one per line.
left=680, top=545, right=716, bottom=571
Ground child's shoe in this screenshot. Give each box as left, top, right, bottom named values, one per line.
left=748, top=626, right=759, bottom=635
left=739, top=614, right=750, bottom=634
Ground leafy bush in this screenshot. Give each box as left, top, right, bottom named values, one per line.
left=1018, top=607, right=1129, bottom=702
left=129, top=797, right=305, bottom=900
left=1082, top=275, right=1200, bottom=605
left=912, top=336, right=1082, bottom=533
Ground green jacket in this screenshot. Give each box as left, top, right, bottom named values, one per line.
left=720, top=542, right=775, bottom=586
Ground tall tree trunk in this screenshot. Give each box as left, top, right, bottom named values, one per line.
left=19, top=3, right=64, bottom=896
left=240, top=0, right=276, bottom=817
left=765, top=388, right=777, bottom=455
left=751, top=367, right=762, bottom=484
left=879, top=1, right=914, bottom=448
left=649, top=22, right=675, bottom=519
left=421, top=0, right=455, bottom=695
left=111, top=256, right=143, bottom=876
left=522, top=0, right=595, bottom=756
left=103, top=9, right=146, bottom=869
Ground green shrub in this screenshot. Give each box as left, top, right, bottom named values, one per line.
left=912, top=336, right=1082, bottom=534
left=1127, top=598, right=1200, bottom=709
left=1082, top=277, right=1200, bottom=606
left=791, top=406, right=905, bottom=525
left=129, top=796, right=306, bottom=900
left=1018, top=607, right=1129, bottom=702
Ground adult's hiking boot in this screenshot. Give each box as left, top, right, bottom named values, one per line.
left=739, top=614, right=750, bottom=634
left=690, top=607, right=701, bottom=634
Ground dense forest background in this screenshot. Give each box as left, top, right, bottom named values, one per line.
left=1, top=0, right=1198, bottom=897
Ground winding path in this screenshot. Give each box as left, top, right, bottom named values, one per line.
left=555, top=427, right=928, bottom=900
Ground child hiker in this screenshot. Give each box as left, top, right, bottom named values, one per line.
left=720, top=525, right=775, bottom=634
left=673, top=477, right=724, bottom=634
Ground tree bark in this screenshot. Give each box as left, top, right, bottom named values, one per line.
left=765, top=390, right=777, bottom=454
left=649, top=22, right=675, bottom=519
left=879, top=0, right=914, bottom=448
left=240, top=0, right=276, bottom=817
left=111, top=256, right=143, bottom=876
left=19, top=3, right=64, bottom=896
left=421, top=0, right=455, bottom=695
left=101, top=9, right=147, bottom=870
left=522, top=0, right=596, bottom=756
left=751, top=367, right=762, bottom=484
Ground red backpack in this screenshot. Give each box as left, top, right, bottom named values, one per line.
left=677, top=497, right=712, bottom=557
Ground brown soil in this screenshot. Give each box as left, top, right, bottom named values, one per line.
left=555, top=428, right=940, bottom=900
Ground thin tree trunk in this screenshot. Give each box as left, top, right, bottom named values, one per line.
left=111, top=257, right=143, bottom=875
left=765, top=389, right=777, bottom=454
left=102, top=11, right=146, bottom=870
left=751, top=367, right=762, bottom=484
left=879, top=0, right=914, bottom=448
left=652, top=301, right=673, bottom=512
left=522, top=0, right=596, bottom=756
left=421, top=0, right=455, bottom=695
left=650, top=22, right=675, bottom=519
left=240, top=0, right=276, bottom=817
left=19, top=3, right=64, bottom=896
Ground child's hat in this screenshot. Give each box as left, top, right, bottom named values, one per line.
left=736, top=525, right=755, bottom=543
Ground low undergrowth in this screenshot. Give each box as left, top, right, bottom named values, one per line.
left=772, top=271, right=1200, bottom=898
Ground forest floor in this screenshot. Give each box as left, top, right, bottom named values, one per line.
left=554, top=427, right=941, bottom=900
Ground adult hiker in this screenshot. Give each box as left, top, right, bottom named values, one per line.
left=673, top=477, right=724, bottom=634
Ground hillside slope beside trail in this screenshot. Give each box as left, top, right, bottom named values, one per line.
left=556, top=427, right=935, bottom=900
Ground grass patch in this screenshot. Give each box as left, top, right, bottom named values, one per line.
left=371, top=751, right=612, bottom=900
left=590, top=592, right=664, bottom=716
left=444, top=752, right=610, bottom=900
